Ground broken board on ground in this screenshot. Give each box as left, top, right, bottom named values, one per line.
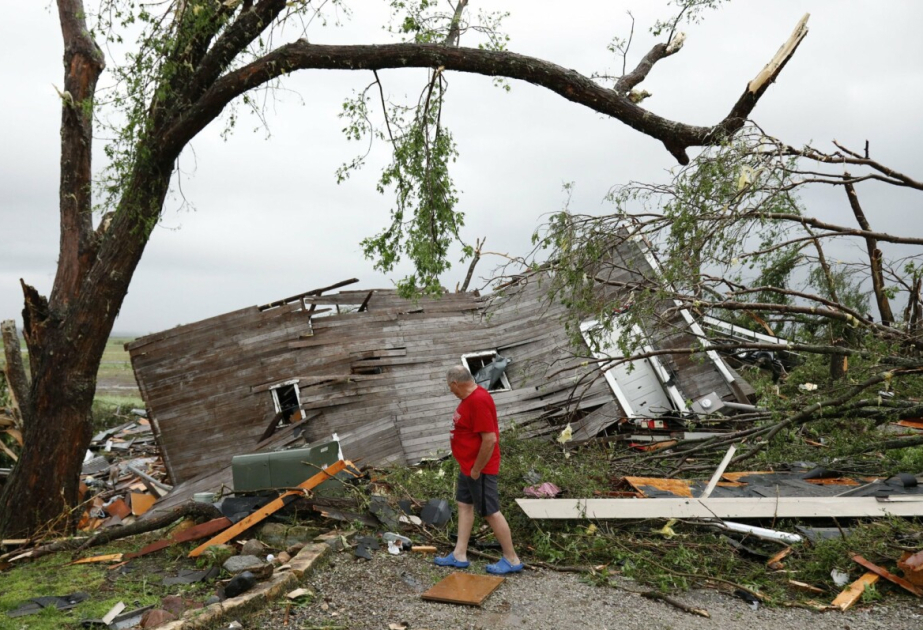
left=421, top=572, right=504, bottom=607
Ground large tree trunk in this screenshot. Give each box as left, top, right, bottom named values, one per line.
left=0, top=0, right=106, bottom=538
left=0, top=337, right=97, bottom=536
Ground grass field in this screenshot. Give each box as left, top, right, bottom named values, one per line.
left=1, top=335, right=142, bottom=405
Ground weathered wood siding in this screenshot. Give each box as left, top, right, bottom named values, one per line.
left=130, top=243, right=751, bottom=491
left=128, top=285, right=611, bottom=485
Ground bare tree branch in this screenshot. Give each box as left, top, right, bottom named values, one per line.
left=844, top=176, right=894, bottom=325
left=166, top=15, right=810, bottom=166
left=443, top=0, right=469, bottom=47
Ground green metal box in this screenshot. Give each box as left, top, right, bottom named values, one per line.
left=231, top=440, right=342, bottom=493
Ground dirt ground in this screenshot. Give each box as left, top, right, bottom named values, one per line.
left=247, top=549, right=923, bottom=630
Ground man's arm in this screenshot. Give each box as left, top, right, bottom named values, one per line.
left=469, top=432, right=497, bottom=479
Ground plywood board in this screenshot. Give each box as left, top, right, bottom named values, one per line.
left=130, top=493, right=157, bottom=516
left=515, top=496, right=923, bottom=520
left=421, top=572, right=504, bottom=606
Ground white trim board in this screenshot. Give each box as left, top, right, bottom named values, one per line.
left=515, top=496, right=923, bottom=520
left=631, top=235, right=735, bottom=384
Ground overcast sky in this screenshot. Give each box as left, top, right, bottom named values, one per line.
left=1, top=1, right=921, bottom=335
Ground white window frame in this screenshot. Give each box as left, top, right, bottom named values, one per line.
left=461, top=351, right=512, bottom=393
left=270, top=379, right=302, bottom=415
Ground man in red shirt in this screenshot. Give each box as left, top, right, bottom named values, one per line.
left=435, top=365, right=523, bottom=574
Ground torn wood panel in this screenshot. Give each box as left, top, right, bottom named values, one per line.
left=624, top=477, right=694, bottom=498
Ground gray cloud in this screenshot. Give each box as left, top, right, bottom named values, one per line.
left=1, top=1, right=921, bottom=334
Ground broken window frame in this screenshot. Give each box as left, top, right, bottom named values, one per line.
left=579, top=317, right=688, bottom=417
left=460, top=351, right=512, bottom=393
left=269, top=379, right=303, bottom=423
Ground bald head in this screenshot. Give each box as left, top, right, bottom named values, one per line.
left=447, top=365, right=476, bottom=399
left=446, top=365, right=474, bottom=385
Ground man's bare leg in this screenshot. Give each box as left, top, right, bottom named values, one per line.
left=484, top=511, right=520, bottom=565
left=452, top=501, right=475, bottom=562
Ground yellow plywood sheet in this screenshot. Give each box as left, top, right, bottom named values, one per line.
left=130, top=492, right=157, bottom=516
left=422, top=572, right=504, bottom=606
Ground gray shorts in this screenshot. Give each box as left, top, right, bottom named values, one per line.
left=456, top=472, right=500, bottom=517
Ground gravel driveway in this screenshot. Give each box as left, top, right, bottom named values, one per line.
left=250, top=549, right=923, bottom=630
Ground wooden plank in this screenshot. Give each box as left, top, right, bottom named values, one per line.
left=831, top=572, right=879, bottom=611
left=851, top=554, right=923, bottom=597
left=421, top=572, right=504, bottom=606
left=515, top=496, right=923, bottom=520
left=188, top=460, right=348, bottom=557
left=700, top=445, right=737, bottom=500
left=126, top=517, right=233, bottom=559
left=70, top=553, right=124, bottom=565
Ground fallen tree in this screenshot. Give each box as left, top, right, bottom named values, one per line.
left=525, top=127, right=923, bottom=473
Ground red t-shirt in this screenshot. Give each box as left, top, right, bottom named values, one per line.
left=450, top=386, right=501, bottom=476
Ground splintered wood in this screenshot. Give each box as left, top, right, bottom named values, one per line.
left=852, top=554, right=923, bottom=598
left=421, top=572, right=504, bottom=607
left=831, top=572, right=879, bottom=611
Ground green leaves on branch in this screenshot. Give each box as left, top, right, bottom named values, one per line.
left=363, top=86, right=462, bottom=298
left=387, top=0, right=510, bottom=51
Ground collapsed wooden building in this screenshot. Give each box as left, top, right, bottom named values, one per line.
left=128, top=237, right=756, bottom=510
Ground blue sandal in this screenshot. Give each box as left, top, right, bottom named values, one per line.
left=486, top=557, right=524, bottom=575
left=434, top=553, right=470, bottom=568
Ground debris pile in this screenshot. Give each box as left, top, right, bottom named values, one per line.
left=78, top=412, right=170, bottom=531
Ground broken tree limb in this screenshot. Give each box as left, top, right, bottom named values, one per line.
left=729, top=371, right=903, bottom=467
left=71, top=500, right=222, bottom=556
left=640, top=591, right=710, bottom=618
left=747, top=14, right=809, bottom=94
left=1, top=501, right=222, bottom=563
left=615, top=41, right=680, bottom=96
left=1, top=320, right=30, bottom=428
left=844, top=177, right=893, bottom=325
left=171, top=14, right=812, bottom=167
left=459, top=237, right=484, bottom=293
left=853, top=434, right=923, bottom=454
